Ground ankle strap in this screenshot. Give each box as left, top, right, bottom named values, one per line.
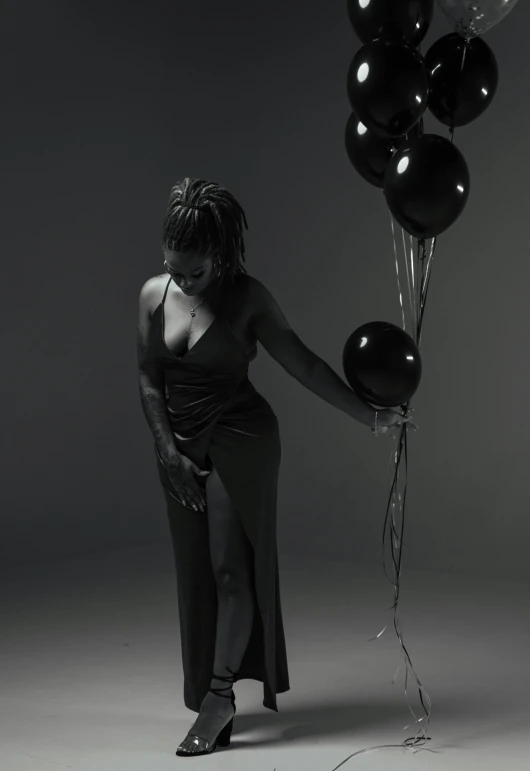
left=212, top=666, right=237, bottom=684
left=210, top=666, right=237, bottom=696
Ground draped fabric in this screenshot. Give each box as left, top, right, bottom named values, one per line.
left=150, top=276, right=290, bottom=712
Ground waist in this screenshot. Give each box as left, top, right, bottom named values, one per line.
left=221, top=377, right=277, bottom=420
left=165, top=375, right=276, bottom=421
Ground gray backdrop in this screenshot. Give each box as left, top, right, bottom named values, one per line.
left=3, top=0, right=528, bottom=582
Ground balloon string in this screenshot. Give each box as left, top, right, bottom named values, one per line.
left=402, top=227, right=415, bottom=331
left=418, top=238, right=437, bottom=347
left=387, top=224, right=438, bottom=348
left=389, top=212, right=407, bottom=332
left=362, top=115, right=436, bottom=769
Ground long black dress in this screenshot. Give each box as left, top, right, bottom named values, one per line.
left=150, top=275, right=290, bottom=713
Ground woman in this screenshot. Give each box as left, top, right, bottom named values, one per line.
left=136, top=177, right=414, bottom=757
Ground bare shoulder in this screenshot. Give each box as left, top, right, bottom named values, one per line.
left=239, top=275, right=282, bottom=324
left=237, top=272, right=262, bottom=292
left=138, top=273, right=168, bottom=315
left=231, top=272, right=272, bottom=323
left=236, top=273, right=269, bottom=306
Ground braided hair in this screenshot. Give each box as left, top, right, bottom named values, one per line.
left=162, top=177, right=249, bottom=282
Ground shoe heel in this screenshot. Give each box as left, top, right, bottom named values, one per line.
left=216, top=693, right=236, bottom=748
left=216, top=716, right=233, bottom=747
left=209, top=670, right=237, bottom=750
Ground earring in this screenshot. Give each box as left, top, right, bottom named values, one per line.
left=214, top=260, right=222, bottom=278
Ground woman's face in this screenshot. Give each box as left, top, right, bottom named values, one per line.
left=163, top=249, right=218, bottom=296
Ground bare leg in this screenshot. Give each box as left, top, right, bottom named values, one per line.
left=209, top=463, right=254, bottom=693
left=176, top=464, right=254, bottom=754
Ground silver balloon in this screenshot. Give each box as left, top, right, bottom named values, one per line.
left=436, top=0, right=520, bottom=38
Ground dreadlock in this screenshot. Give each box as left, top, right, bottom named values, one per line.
left=162, top=178, right=249, bottom=282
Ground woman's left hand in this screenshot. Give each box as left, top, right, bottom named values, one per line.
left=377, top=407, right=418, bottom=434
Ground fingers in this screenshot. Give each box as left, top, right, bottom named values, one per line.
left=392, top=418, right=419, bottom=432
left=191, top=463, right=211, bottom=476
left=177, top=486, right=207, bottom=512
left=178, top=495, right=200, bottom=511
left=380, top=416, right=419, bottom=435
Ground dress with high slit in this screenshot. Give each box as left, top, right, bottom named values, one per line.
left=149, top=274, right=290, bottom=713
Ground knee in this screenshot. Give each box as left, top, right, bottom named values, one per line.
left=214, top=568, right=250, bottom=595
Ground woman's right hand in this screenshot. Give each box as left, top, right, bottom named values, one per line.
left=167, top=455, right=210, bottom=512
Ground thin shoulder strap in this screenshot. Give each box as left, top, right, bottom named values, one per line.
left=161, top=276, right=172, bottom=305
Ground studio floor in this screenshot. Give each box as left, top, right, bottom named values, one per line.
left=1, top=543, right=529, bottom=771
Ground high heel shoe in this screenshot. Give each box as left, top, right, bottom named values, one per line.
left=176, top=667, right=237, bottom=756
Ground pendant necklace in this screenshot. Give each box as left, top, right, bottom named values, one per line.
left=187, top=295, right=205, bottom=317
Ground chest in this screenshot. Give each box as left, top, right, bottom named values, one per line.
left=163, top=277, right=257, bottom=359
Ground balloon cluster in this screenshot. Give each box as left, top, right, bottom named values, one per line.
left=343, top=0, right=519, bottom=407
left=345, top=0, right=518, bottom=239
left=337, top=6, right=520, bottom=761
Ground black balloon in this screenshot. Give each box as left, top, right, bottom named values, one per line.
left=347, top=40, right=429, bottom=139
left=384, top=133, right=470, bottom=238
left=425, top=33, right=498, bottom=127
left=342, top=322, right=422, bottom=409
left=347, top=0, right=434, bottom=47
left=344, top=111, right=395, bottom=187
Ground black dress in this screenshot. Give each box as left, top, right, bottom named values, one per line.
left=150, top=274, right=290, bottom=713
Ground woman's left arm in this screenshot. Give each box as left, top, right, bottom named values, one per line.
left=247, top=276, right=376, bottom=427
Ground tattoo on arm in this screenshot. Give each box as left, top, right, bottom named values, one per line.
left=137, top=324, right=180, bottom=467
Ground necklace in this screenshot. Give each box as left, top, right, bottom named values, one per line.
left=186, top=267, right=222, bottom=317
left=187, top=295, right=205, bottom=317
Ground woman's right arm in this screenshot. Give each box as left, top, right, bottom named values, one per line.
left=137, top=278, right=181, bottom=468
